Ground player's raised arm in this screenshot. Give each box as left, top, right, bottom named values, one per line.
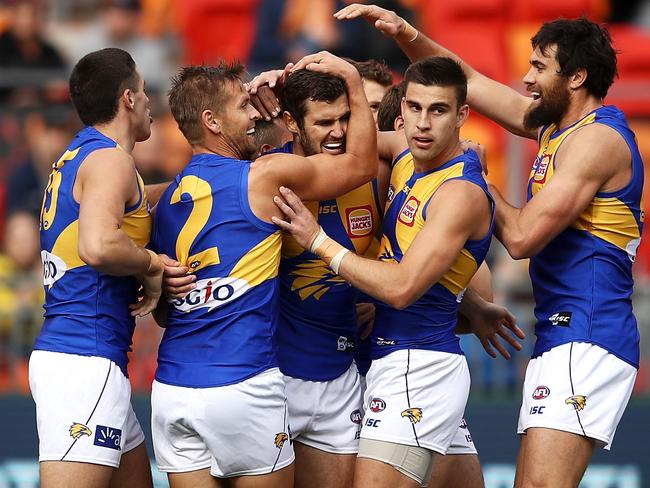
left=335, top=4, right=535, bottom=139
left=250, top=52, right=377, bottom=203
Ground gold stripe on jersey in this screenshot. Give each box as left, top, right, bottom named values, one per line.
left=393, top=163, right=465, bottom=255
left=290, top=260, right=346, bottom=300
left=282, top=201, right=320, bottom=260
left=171, top=175, right=219, bottom=272
left=51, top=220, right=85, bottom=273
left=571, top=197, right=641, bottom=250
left=122, top=173, right=152, bottom=247
left=230, top=231, right=282, bottom=286
left=335, top=182, right=379, bottom=254
left=439, top=248, right=478, bottom=296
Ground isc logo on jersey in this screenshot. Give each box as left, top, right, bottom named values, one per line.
left=398, top=196, right=420, bottom=227
left=346, top=206, right=373, bottom=238
left=42, top=250, right=67, bottom=287
left=169, top=276, right=250, bottom=312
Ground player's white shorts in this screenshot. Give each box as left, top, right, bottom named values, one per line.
left=446, top=417, right=477, bottom=455
left=360, top=349, right=470, bottom=455
left=152, top=367, right=294, bottom=477
left=284, top=363, right=362, bottom=454
left=29, top=350, right=145, bottom=467
left=517, top=342, right=637, bottom=450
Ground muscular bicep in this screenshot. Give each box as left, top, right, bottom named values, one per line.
left=397, top=181, right=490, bottom=302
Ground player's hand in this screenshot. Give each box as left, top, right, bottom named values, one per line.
left=271, top=186, right=321, bottom=250
left=291, top=51, right=358, bottom=80
left=356, top=302, right=375, bottom=339
left=247, top=66, right=291, bottom=120
left=334, top=4, right=406, bottom=39
left=130, top=250, right=164, bottom=317
left=461, top=139, right=488, bottom=176
left=466, top=302, right=524, bottom=359
left=160, top=254, right=196, bottom=299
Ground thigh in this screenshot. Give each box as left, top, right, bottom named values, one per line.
left=40, top=461, right=114, bottom=488
left=168, top=468, right=222, bottom=488
left=353, top=456, right=422, bottom=488
left=428, top=454, right=483, bottom=488
left=228, top=463, right=294, bottom=488
left=110, top=442, right=153, bottom=488
left=516, top=427, right=594, bottom=488
left=30, top=351, right=135, bottom=468
left=293, top=441, right=355, bottom=488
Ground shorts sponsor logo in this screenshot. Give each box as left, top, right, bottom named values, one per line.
left=529, top=406, right=546, bottom=415
left=350, top=409, right=363, bottom=424
left=365, top=418, right=381, bottom=427
left=549, top=311, right=572, bottom=326
left=566, top=395, right=587, bottom=412
left=274, top=432, right=289, bottom=449
left=533, top=154, right=551, bottom=183
left=369, top=398, right=386, bottom=413
left=459, top=418, right=468, bottom=429
left=401, top=407, right=423, bottom=424
left=337, top=336, right=355, bottom=352
left=346, top=206, right=373, bottom=238
left=398, top=196, right=420, bottom=227
left=532, top=385, right=550, bottom=400
left=169, top=276, right=250, bottom=312
left=93, top=425, right=121, bottom=450
left=69, top=422, right=92, bottom=440
left=376, top=337, right=396, bottom=346
left=42, top=251, right=67, bottom=287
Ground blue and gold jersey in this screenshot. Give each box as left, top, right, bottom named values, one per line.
left=271, top=142, right=381, bottom=380
left=528, top=106, right=643, bottom=367
left=371, top=148, right=494, bottom=359
left=150, top=153, right=281, bottom=387
left=35, top=126, right=151, bottom=376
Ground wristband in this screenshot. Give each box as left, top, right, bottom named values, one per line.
left=146, top=249, right=159, bottom=274
left=402, top=21, right=419, bottom=43
left=308, top=227, right=329, bottom=254
left=329, top=248, right=350, bottom=275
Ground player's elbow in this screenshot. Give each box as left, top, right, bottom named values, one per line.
left=386, top=285, right=418, bottom=310
left=78, top=237, right=113, bottom=269
left=505, top=236, right=533, bottom=260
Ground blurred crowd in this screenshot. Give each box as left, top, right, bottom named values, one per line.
left=1, top=0, right=650, bottom=397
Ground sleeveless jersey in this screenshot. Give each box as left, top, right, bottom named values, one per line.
left=35, top=126, right=151, bottom=376
left=370, top=148, right=494, bottom=359
left=528, top=105, right=643, bottom=368
left=272, top=142, right=381, bottom=380
left=150, top=153, right=282, bottom=387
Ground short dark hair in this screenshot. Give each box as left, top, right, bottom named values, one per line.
left=69, top=48, right=139, bottom=126
left=254, top=119, right=284, bottom=149
left=532, top=17, right=617, bottom=99
left=168, top=62, right=246, bottom=145
left=349, top=59, right=393, bottom=87
left=281, top=70, right=346, bottom=129
left=377, top=81, right=405, bottom=131
left=403, top=57, right=467, bottom=108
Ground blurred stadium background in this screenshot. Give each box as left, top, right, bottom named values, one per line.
left=0, top=0, right=649, bottom=486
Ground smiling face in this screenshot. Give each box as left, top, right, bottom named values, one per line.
left=218, top=80, right=261, bottom=160
left=401, top=83, right=467, bottom=163
left=291, top=93, right=350, bottom=157
left=522, top=45, right=571, bottom=130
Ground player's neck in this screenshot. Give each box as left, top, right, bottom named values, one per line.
left=93, top=120, right=135, bottom=153
left=195, top=135, right=245, bottom=160
left=557, top=94, right=602, bottom=130
left=412, top=140, right=463, bottom=173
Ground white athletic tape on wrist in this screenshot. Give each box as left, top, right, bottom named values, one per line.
left=309, top=227, right=328, bottom=254
left=403, top=21, right=419, bottom=43
left=329, top=249, right=350, bottom=275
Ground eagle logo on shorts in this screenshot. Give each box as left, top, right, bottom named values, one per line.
left=401, top=408, right=423, bottom=424
left=69, top=422, right=92, bottom=439
left=565, top=395, right=587, bottom=412
left=274, top=432, right=289, bottom=449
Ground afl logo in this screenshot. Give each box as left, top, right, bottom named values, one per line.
left=346, top=206, right=373, bottom=238
left=532, top=386, right=550, bottom=400
left=350, top=409, right=362, bottom=424
left=398, top=196, right=420, bottom=227
left=369, top=398, right=386, bottom=413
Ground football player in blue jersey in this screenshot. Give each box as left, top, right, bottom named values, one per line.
left=149, top=52, right=377, bottom=488
left=272, top=56, right=498, bottom=488
left=336, top=5, right=644, bottom=488
left=31, top=48, right=164, bottom=488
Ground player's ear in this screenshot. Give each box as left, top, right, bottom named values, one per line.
left=202, top=109, right=222, bottom=136
left=569, top=67, right=588, bottom=91
left=283, top=111, right=300, bottom=136
left=394, top=115, right=404, bottom=131
left=456, top=103, right=469, bottom=128
left=122, top=88, right=135, bottom=110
